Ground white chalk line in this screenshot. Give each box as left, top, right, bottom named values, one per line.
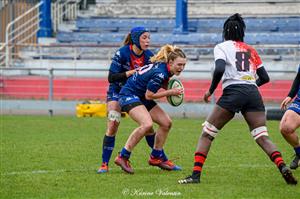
left=1, top=164, right=273, bottom=176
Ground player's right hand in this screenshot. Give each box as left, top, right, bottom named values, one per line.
left=169, top=88, right=184, bottom=96
left=203, top=91, right=211, bottom=103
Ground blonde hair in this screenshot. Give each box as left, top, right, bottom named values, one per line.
left=150, top=44, right=186, bottom=63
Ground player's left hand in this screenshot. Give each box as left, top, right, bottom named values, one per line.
left=280, top=96, right=292, bottom=110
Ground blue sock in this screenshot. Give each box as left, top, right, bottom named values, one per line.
left=294, top=146, right=300, bottom=156
left=151, top=149, right=163, bottom=158
left=120, top=147, right=131, bottom=159
left=145, top=134, right=155, bottom=148
left=102, top=135, right=115, bottom=164
left=161, top=150, right=168, bottom=162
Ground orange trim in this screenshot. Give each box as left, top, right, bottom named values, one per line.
left=195, top=156, right=206, bottom=163
left=193, top=166, right=202, bottom=172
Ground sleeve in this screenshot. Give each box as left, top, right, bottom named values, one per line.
left=256, top=66, right=270, bottom=87
left=109, top=49, right=125, bottom=73
left=251, top=48, right=263, bottom=70
left=209, top=59, right=226, bottom=94
left=147, top=71, right=165, bottom=93
left=287, top=68, right=300, bottom=98
left=214, top=45, right=226, bottom=61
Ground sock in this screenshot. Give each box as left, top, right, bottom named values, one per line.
left=294, top=146, right=300, bottom=156
left=120, top=147, right=131, bottom=159
left=161, top=150, right=168, bottom=162
left=270, top=151, right=285, bottom=170
left=151, top=149, right=163, bottom=158
left=192, top=152, right=207, bottom=178
left=102, top=135, right=115, bottom=164
left=145, top=134, right=155, bottom=148
left=146, top=133, right=168, bottom=161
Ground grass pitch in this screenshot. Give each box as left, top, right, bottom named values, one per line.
left=1, top=115, right=299, bottom=198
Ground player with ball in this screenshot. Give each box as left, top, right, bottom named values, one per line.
left=114, top=44, right=186, bottom=174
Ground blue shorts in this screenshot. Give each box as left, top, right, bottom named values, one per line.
left=288, top=99, right=300, bottom=115
left=106, top=85, right=121, bottom=102
left=118, top=94, right=157, bottom=113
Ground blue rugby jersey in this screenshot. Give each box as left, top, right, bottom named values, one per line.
left=108, top=45, right=153, bottom=91
left=120, top=62, right=171, bottom=98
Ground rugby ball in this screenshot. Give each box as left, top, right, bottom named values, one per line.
left=167, top=79, right=184, bottom=107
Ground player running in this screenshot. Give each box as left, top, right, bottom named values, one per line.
left=114, top=45, right=186, bottom=174
left=178, top=13, right=297, bottom=185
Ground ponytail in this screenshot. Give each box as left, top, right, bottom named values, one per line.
left=150, top=44, right=186, bottom=63
left=123, top=33, right=132, bottom=46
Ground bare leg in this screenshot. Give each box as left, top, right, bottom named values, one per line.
left=196, top=105, right=235, bottom=153
left=149, top=105, right=172, bottom=150
left=124, top=105, right=153, bottom=151
left=280, top=110, right=300, bottom=148
left=106, top=101, right=121, bottom=136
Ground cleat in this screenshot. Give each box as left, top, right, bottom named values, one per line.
left=97, top=162, right=109, bottom=173
left=160, top=160, right=182, bottom=171
left=148, top=156, right=181, bottom=171
left=280, top=166, right=298, bottom=185
left=114, top=155, right=134, bottom=174
left=290, top=154, right=300, bottom=170
left=178, top=175, right=200, bottom=184
left=148, top=155, right=163, bottom=166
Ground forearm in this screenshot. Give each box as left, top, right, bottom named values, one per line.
left=145, top=90, right=171, bottom=100
left=108, top=70, right=136, bottom=83
left=288, top=73, right=300, bottom=98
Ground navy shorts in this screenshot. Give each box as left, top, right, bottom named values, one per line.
left=217, top=84, right=265, bottom=114
left=106, top=85, right=121, bottom=102
left=288, top=99, right=300, bottom=115
left=119, top=94, right=157, bottom=113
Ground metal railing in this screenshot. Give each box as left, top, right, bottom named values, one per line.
left=52, top=0, right=80, bottom=33
left=4, top=1, right=42, bottom=67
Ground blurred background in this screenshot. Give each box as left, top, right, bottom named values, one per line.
left=0, top=0, right=299, bottom=117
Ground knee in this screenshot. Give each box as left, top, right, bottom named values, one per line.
left=141, top=121, right=153, bottom=133
left=280, top=124, right=294, bottom=135
left=163, top=118, right=172, bottom=131
left=106, top=122, right=119, bottom=136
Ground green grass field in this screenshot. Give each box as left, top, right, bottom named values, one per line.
left=1, top=115, right=299, bottom=199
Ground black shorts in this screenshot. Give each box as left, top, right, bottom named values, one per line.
left=217, top=84, right=265, bottom=114
left=121, top=98, right=157, bottom=113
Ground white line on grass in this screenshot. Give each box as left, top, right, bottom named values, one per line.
left=1, top=164, right=273, bottom=176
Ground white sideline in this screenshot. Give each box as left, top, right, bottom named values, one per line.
left=1, top=164, right=273, bottom=176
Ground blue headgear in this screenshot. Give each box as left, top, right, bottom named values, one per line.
left=130, top=27, right=148, bottom=50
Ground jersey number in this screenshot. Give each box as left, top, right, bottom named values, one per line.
left=138, top=64, right=154, bottom=75
left=236, top=51, right=250, bottom=71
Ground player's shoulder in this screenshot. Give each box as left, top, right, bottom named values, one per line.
left=144, top=49, right=154, bottom=57
left=118, top=45, right=130, bottom=54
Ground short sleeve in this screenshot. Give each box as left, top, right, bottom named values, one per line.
left=214, top=45, right=226, bottom=61
left=250, top=48, right=263, bottom=69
